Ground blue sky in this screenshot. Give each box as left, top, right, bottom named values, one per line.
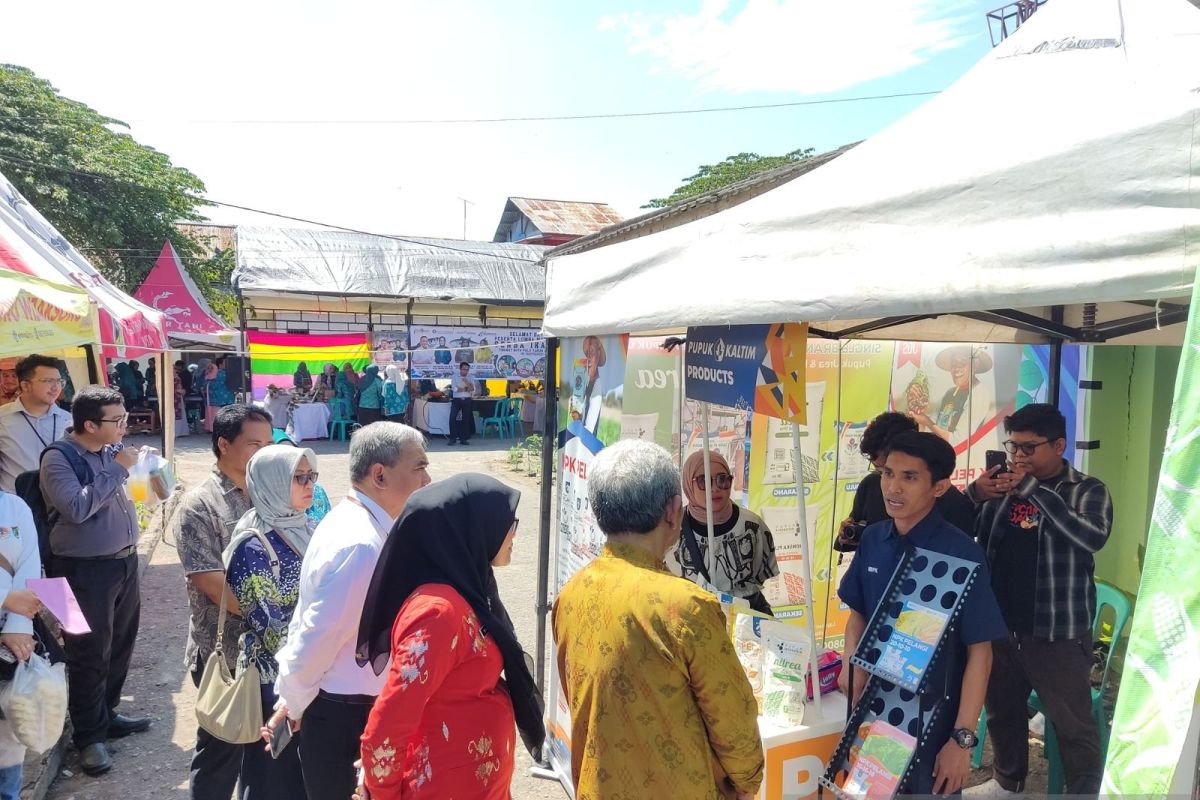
left=2, top=0, right=999, bottom=241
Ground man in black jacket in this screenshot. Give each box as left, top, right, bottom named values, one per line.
left=837, top=411, right=977, bottom=551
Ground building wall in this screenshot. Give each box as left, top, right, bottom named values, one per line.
left=1083, top=345, right=1182, bottom=596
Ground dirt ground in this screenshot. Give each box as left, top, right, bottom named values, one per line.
left=40, top=431, right=1047, bottom=800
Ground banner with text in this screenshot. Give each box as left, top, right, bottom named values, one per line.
left=409, top=325, right=545, bottom=380
left=685, top=323, right=809, bottom=424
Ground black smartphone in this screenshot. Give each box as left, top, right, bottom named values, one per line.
left=269, top=719, right=293, bottom=759
left=985, top=449, right=1009, bottom=475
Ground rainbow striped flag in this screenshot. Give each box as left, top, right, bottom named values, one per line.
left=248, top=331, right=370, bottom=399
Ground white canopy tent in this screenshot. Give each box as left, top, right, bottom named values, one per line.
left=542, top=0, right=1200, bottom=345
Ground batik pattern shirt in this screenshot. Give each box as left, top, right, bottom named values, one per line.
left=553, top=542, right=764, bottom=800
left=225, top=528, right=304, bottom=683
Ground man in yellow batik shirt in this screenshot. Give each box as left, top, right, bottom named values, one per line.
left=553, top=440, right=764, bottom=800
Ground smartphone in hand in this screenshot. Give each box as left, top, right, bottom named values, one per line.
left=985, top=449, right=1009, bottom=475
left=268, top=718, right=293, bottom=759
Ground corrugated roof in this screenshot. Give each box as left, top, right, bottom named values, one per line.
left=493, top=198, right=625, bottom=242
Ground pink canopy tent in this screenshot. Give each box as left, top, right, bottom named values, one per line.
left=0, top=168, right=167, bottom=358
left=134, top=240, right=236, bottom=348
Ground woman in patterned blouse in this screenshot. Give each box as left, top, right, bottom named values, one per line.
left=355, top=474, right=545, bottom=800
left=223, top=444, right=319, bottom=800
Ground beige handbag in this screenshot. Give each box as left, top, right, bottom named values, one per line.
left=195, top=530, right=278, bottom=744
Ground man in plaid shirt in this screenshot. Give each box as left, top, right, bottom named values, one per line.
left=964, top=403, right=1112, bottom=797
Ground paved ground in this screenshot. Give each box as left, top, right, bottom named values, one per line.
left=46, top=431, right=565, bottom=800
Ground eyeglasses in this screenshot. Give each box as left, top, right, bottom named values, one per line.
left=1003, top=439, right=1052, bottom=456
left=692, top=473, right=734, bottom=490
left=31, top=378, right=66, bottom=386
left=96, top=416, right=128, bottom=427
left=293, top=472, right=320, bottom=487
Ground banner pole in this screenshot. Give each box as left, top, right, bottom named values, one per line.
left=791, top=423, right=824, bottom=718
left=534, top=337, right=558, bottom=694
left=700, top=402, right=717, bottom=581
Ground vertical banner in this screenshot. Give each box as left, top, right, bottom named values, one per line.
left=622, top=336, right=682, bottom=452
left=546, top=335, right=628, bottom=790
left=1103, top=273, right=1200, bottom=796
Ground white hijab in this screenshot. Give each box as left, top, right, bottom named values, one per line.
left=384, top=364, right=405, bottom=386
left=223, top=444, right=318, bottom=564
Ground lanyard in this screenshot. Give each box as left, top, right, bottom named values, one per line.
left=344, top=494, right=391, bottom=537
left=20, top=411, right=57, bottom=451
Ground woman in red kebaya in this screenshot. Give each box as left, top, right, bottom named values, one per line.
left=354, top=474, right=544, bottom=800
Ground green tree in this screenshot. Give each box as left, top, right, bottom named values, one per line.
left=0, top=64, right=236, bottom=322
left=643, top=147, right=815, bottom=209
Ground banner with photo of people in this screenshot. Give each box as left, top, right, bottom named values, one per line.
left=408, top=324, right=544, bottom=380
left=371, top=329, right=409, bottom=367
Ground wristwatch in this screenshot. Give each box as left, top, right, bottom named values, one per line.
left=952, top=728, right=979, bottom=750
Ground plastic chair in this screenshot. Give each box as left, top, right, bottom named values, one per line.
left=505, top=397, right=525, bottom=438
left=970, top=582, right=1133, bottom=792
left=328, top=399, right=359, bottom=441
left=481, top=398, right=512, bottom=438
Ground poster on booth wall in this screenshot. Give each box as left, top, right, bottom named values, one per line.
left=408, top=325, right=545, bottom=380
left=371, top=330, right=409, bottom=368
left=545, top=335, right=628, bottom=788
left=621, top=336, right=682, bottom=454
left=684, top=323, right=809, bottom=423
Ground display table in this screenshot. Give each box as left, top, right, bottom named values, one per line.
left=759, top=692, right=847, bottom=799
left=413, top=398, right=451, bottom=436
left=289, top=403, right=331, bottom=442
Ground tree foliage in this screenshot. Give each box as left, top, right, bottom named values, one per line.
left=643, top=147, right=815, bottom=209
left=0, top=64, right=236, bottom=322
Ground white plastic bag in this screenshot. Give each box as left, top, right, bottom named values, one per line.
left=127, top=448, right=175, bottom=506
left=0, top=653, right=68, bottom=753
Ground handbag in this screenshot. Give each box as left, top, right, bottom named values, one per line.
left=194, top=529, right=279, bottom=744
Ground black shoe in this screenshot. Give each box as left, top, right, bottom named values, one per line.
left=108, top=713, right=152, bottom=739
left=446, top=439, right=457, bottom=446
left=80, top=742, right=113, bottom=776
left=460, top=440, right=470, bottom=445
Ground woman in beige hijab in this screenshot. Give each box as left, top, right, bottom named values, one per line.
left=669, top=449, right=779, bottom=615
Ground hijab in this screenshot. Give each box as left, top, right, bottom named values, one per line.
left=682, top=449, right=735, bottom=526
left=356, top=474, right=545, bottom=760
left=321, top=363, right=337, bottom=387
left=294, top=361, right=312, bottom=389
left=223, top=444, right=318, bottom=563
left=341, top=362, right=360, bottom=388
left=383, top=364, right=403, bottom=386
left=360, top=365, right=381, bottom=391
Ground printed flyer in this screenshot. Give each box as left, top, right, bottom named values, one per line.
left=875, top=600, right=950, bottom=688
left=843, top=720, right=917, bottom=797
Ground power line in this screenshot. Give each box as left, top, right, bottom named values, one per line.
left=0, top=90, right=942, bottom=126
left=0, top=151, right=542, bottom=264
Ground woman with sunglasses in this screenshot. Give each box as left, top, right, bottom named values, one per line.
left=223, top=444, right=320, bottom=799
left=355, top=474, right=544, bottom=800
left=670, top=449, right=779, bottom=616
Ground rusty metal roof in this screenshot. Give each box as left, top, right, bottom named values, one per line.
left=492, top=197, right=625, bottom=242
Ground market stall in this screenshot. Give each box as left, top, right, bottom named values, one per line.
left=537, top=0, right=1200, bottom=796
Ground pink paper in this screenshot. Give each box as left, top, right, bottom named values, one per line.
left=26, top=577, right=91, bottom=634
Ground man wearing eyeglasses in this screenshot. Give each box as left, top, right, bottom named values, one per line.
left=964, top=403, right=1112, bottom=797
left=0, top=354, right=73, bottom=492
left=40, top=385, right=152, bottom=777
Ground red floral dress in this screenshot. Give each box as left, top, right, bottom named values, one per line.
left=361, top=583, right=515, bottom=799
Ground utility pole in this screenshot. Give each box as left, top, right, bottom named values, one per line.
left=457, top=197, right=474, bottom=239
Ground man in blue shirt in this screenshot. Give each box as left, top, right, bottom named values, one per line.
left=838, top=431, right=1007, bottom=795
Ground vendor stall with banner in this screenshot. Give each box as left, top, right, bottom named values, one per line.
left=535, top=0, right=1200, bottom=796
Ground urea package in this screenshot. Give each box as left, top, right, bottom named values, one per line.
left=733, top=612, right=812, bottom=726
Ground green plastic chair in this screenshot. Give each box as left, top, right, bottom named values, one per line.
left=328, top=399, right=358, bottom=441
left=971, top=582, right=1133, bottom=793
left=482, top=398, right=512, bottom=438
left=505, top=396, right=525, bottom=438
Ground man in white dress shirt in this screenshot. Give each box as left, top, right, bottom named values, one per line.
left=0, top=354, right=72, bottom=493
left=271, top=421, right=430, bottom=800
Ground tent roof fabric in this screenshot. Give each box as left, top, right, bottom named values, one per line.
left=542, top=0, right=1200, bottom=344
left=134, top=240, right=237, bottom=347
left=0, top=169, right=167, bottom=356
left=492, top=198, right=624, bottom=243
left=233, top=227, right=548, bottom=306
left=549, top=143, right=858, bottom=259
left=0, top=268, right=98, bottom=359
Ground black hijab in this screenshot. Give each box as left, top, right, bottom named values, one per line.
left=356, top=473, right=545, bottom=760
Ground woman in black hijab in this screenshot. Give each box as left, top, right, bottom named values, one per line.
left=356, top=474, right=544, bottom=800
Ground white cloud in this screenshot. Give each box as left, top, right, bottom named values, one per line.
left=606, top=0, right=977, bottom=94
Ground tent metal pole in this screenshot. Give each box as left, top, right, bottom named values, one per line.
left=534, top=336, right=558, bottom=693
left=1048, top=306, right=1064, bottom=408
left=235, top=280, right=252, bottom=397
